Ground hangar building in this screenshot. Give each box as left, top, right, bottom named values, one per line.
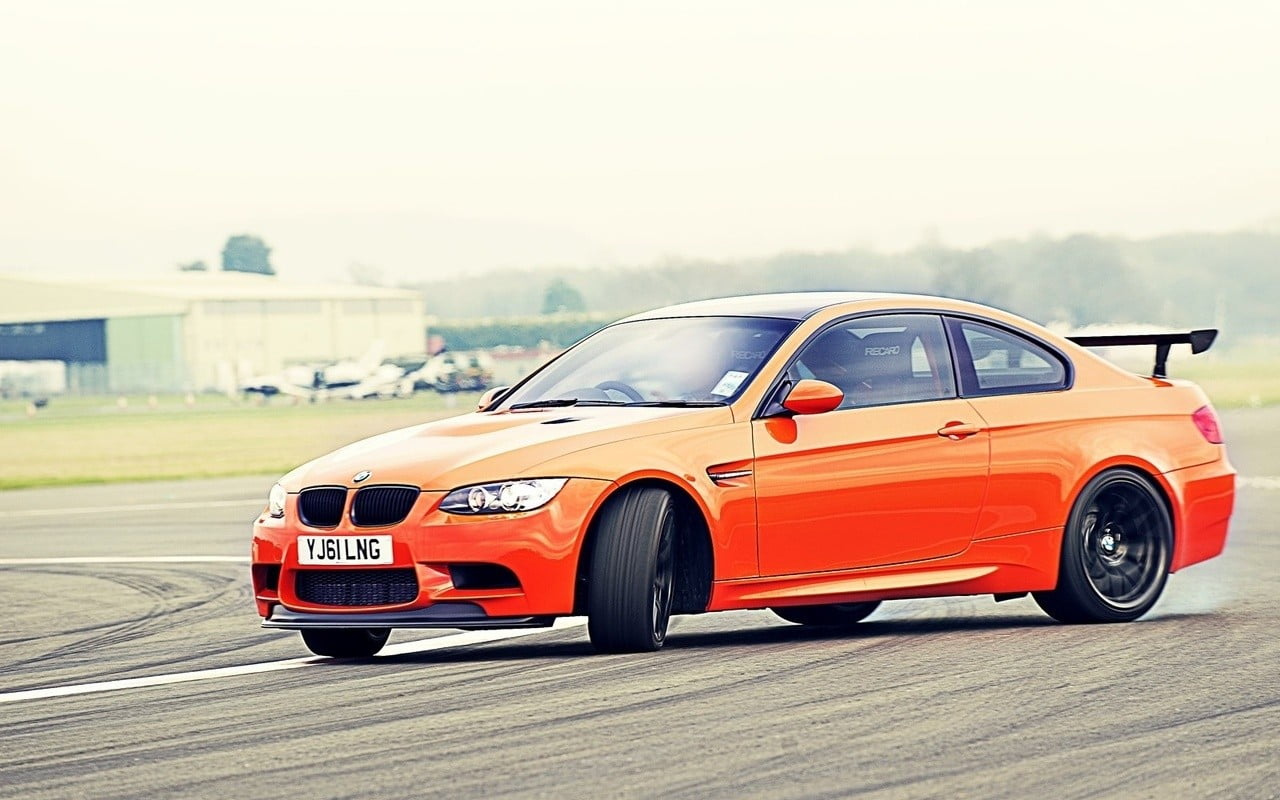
left=0, top=272, right=426, bottom=394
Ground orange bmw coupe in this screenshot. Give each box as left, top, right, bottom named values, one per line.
left=251, top=293, right=1234, bottom=656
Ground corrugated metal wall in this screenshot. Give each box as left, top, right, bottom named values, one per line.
left=105, top=315, right=188, bottom=392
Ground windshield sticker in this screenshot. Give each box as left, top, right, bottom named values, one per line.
left=710, top=370, right=749, bottom=397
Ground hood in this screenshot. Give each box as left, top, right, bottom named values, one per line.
left=280, top=405, right=733, bottom=491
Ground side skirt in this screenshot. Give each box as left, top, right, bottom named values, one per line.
left=708, top=528, right=1061, bottom=611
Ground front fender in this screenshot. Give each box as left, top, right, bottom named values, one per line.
left=525, top=422, right=758, bottom=579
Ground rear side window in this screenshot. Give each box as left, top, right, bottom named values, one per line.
left=950, top=319, right=1068, bottom=395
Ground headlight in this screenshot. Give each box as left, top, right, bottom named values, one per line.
left=440, top=478, right=568, bottom=515
left=268, top=483, right=287, bottom=518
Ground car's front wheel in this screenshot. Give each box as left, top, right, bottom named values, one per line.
left=1034, top=468, right=1172, bottom=623
left=300, top=627, right=390, bottom=657
left=587, top=487, right=677, bottom=653
left=771, top=602, right=881, bottom=626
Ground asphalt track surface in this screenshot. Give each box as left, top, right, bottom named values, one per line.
left=3, top=409, right=1278, bottom=799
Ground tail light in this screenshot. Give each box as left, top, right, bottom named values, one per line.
left=1192, top=405, right=1224, bottom=444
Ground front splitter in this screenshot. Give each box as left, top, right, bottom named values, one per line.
left=262, top=602, right=556, bottom=630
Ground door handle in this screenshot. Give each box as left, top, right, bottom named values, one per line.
left=937, top=421, right=982, bottom=439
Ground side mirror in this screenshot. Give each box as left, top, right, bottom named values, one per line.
left=781, top=379, right=843, bottom=415
left=477, top=386, right=511, bottom=411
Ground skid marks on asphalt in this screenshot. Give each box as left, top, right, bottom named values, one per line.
left=0, top=618, right=588, bottom=705
left=0, top=564, right=249, bottom=673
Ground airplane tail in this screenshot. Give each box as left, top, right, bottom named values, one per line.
left=357, top=340, right=386, bottom=373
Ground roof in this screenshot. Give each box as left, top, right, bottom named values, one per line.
left=0, top=275, right=185, bottom=324
left=0, top=271, right=421, bottom=324
left=100, top=272, right=420, bottom=302
left=620, top=291, right=936, bottom=322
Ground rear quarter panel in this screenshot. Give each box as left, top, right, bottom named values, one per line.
left=967, top=379, right=1228, bottom=542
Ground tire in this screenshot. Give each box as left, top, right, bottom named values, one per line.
left=771, top=602, right=881, bottom=627
left=1034, top=469, right=1172, bottom=624
left=300, top=627, right=390, bottom=657
left=587, top=488, right=677, bottom=653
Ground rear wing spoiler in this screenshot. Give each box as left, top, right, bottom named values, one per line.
left=1066, top=329, right=1218, bottom=379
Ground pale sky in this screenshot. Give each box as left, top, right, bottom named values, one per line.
left=2, top=1, right=1277, bottom=283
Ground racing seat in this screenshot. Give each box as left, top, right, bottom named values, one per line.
left=845, top=332, right=916, bottom=406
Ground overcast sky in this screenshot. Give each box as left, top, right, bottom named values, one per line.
left=1, top=1, right=1277, bottom=283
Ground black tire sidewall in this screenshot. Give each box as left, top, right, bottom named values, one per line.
left=586, top=487, right=676, bottom=652
left=301, top=627, right=390, bottom=657
left=771, top=601, right=881, bottom=627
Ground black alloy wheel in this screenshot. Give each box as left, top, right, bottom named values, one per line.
left=771, top=602, right=881, bottom=627
left=1034, top=469, right=1172, bottom=623
left=651, top=512, right=676, bottom=642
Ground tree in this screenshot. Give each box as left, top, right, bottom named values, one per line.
left=177, top=260, right=208, bottom=272
left=924, top=246, right=1011, bottom=309
left=1018, top=235, right=1139, bottom=325
left=221, top=235, right=274, bottom=275
left=405, top=231, right=1280, bottom=339
left=541, top=277, right=587, bottom=314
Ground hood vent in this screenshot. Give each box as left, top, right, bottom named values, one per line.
left=541, top=416, right=581, bottom=425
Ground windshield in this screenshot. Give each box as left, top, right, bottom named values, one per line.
left=500, top=316, right=797, bottom=408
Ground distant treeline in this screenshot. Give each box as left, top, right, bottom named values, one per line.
left=431, top=315, right=607, bottom=350
left=411, top=230, right=1279, bottom=347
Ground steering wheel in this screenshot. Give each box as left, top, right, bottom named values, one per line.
left=594, top=380, right=644, bottom=402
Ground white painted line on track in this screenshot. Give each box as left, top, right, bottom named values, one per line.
left=0, top=617, right=587, bottom=705
left=9, top=499, right=265, bottom=518
left=0, top=556, right=249, bottom=566
left=1238, top=476, right=1280, bottom=490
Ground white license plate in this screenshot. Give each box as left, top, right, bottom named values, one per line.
left=297, top=535, right=393, bottom=565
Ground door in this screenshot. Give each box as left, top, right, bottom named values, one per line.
left=944, top=316, right=1073, bottom=541
left=753, top=314, right=990, bottom=575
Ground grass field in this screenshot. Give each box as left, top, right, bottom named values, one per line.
left=1175, top=359, right=1280, bottom=409
left=1, top=359, right=1276, bottom=490
left=0, top=393, right=481, bottom=490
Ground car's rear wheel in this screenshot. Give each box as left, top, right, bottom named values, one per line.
left=587, top=487, right=677, bottom=653
left=300, top=627, right=390, bottom=657
left=1034, top=469, right=1172, bottom=624
left=771, top=602, right=881, bottom=626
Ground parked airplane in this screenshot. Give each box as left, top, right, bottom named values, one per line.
left=241, top=341, right=393, bottom=400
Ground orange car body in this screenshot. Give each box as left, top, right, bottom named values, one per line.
left=251, top=293, right=1234, bottom=629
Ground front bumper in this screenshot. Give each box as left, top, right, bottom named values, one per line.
left=251, top=478, right=613, bottom=624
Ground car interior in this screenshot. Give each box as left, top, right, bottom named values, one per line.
left=792, top=318, right=953, bottom=408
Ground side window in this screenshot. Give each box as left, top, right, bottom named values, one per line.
left=792, top=314, right=956, bottom=408
left=952, top=319, right=1067, bottom=394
